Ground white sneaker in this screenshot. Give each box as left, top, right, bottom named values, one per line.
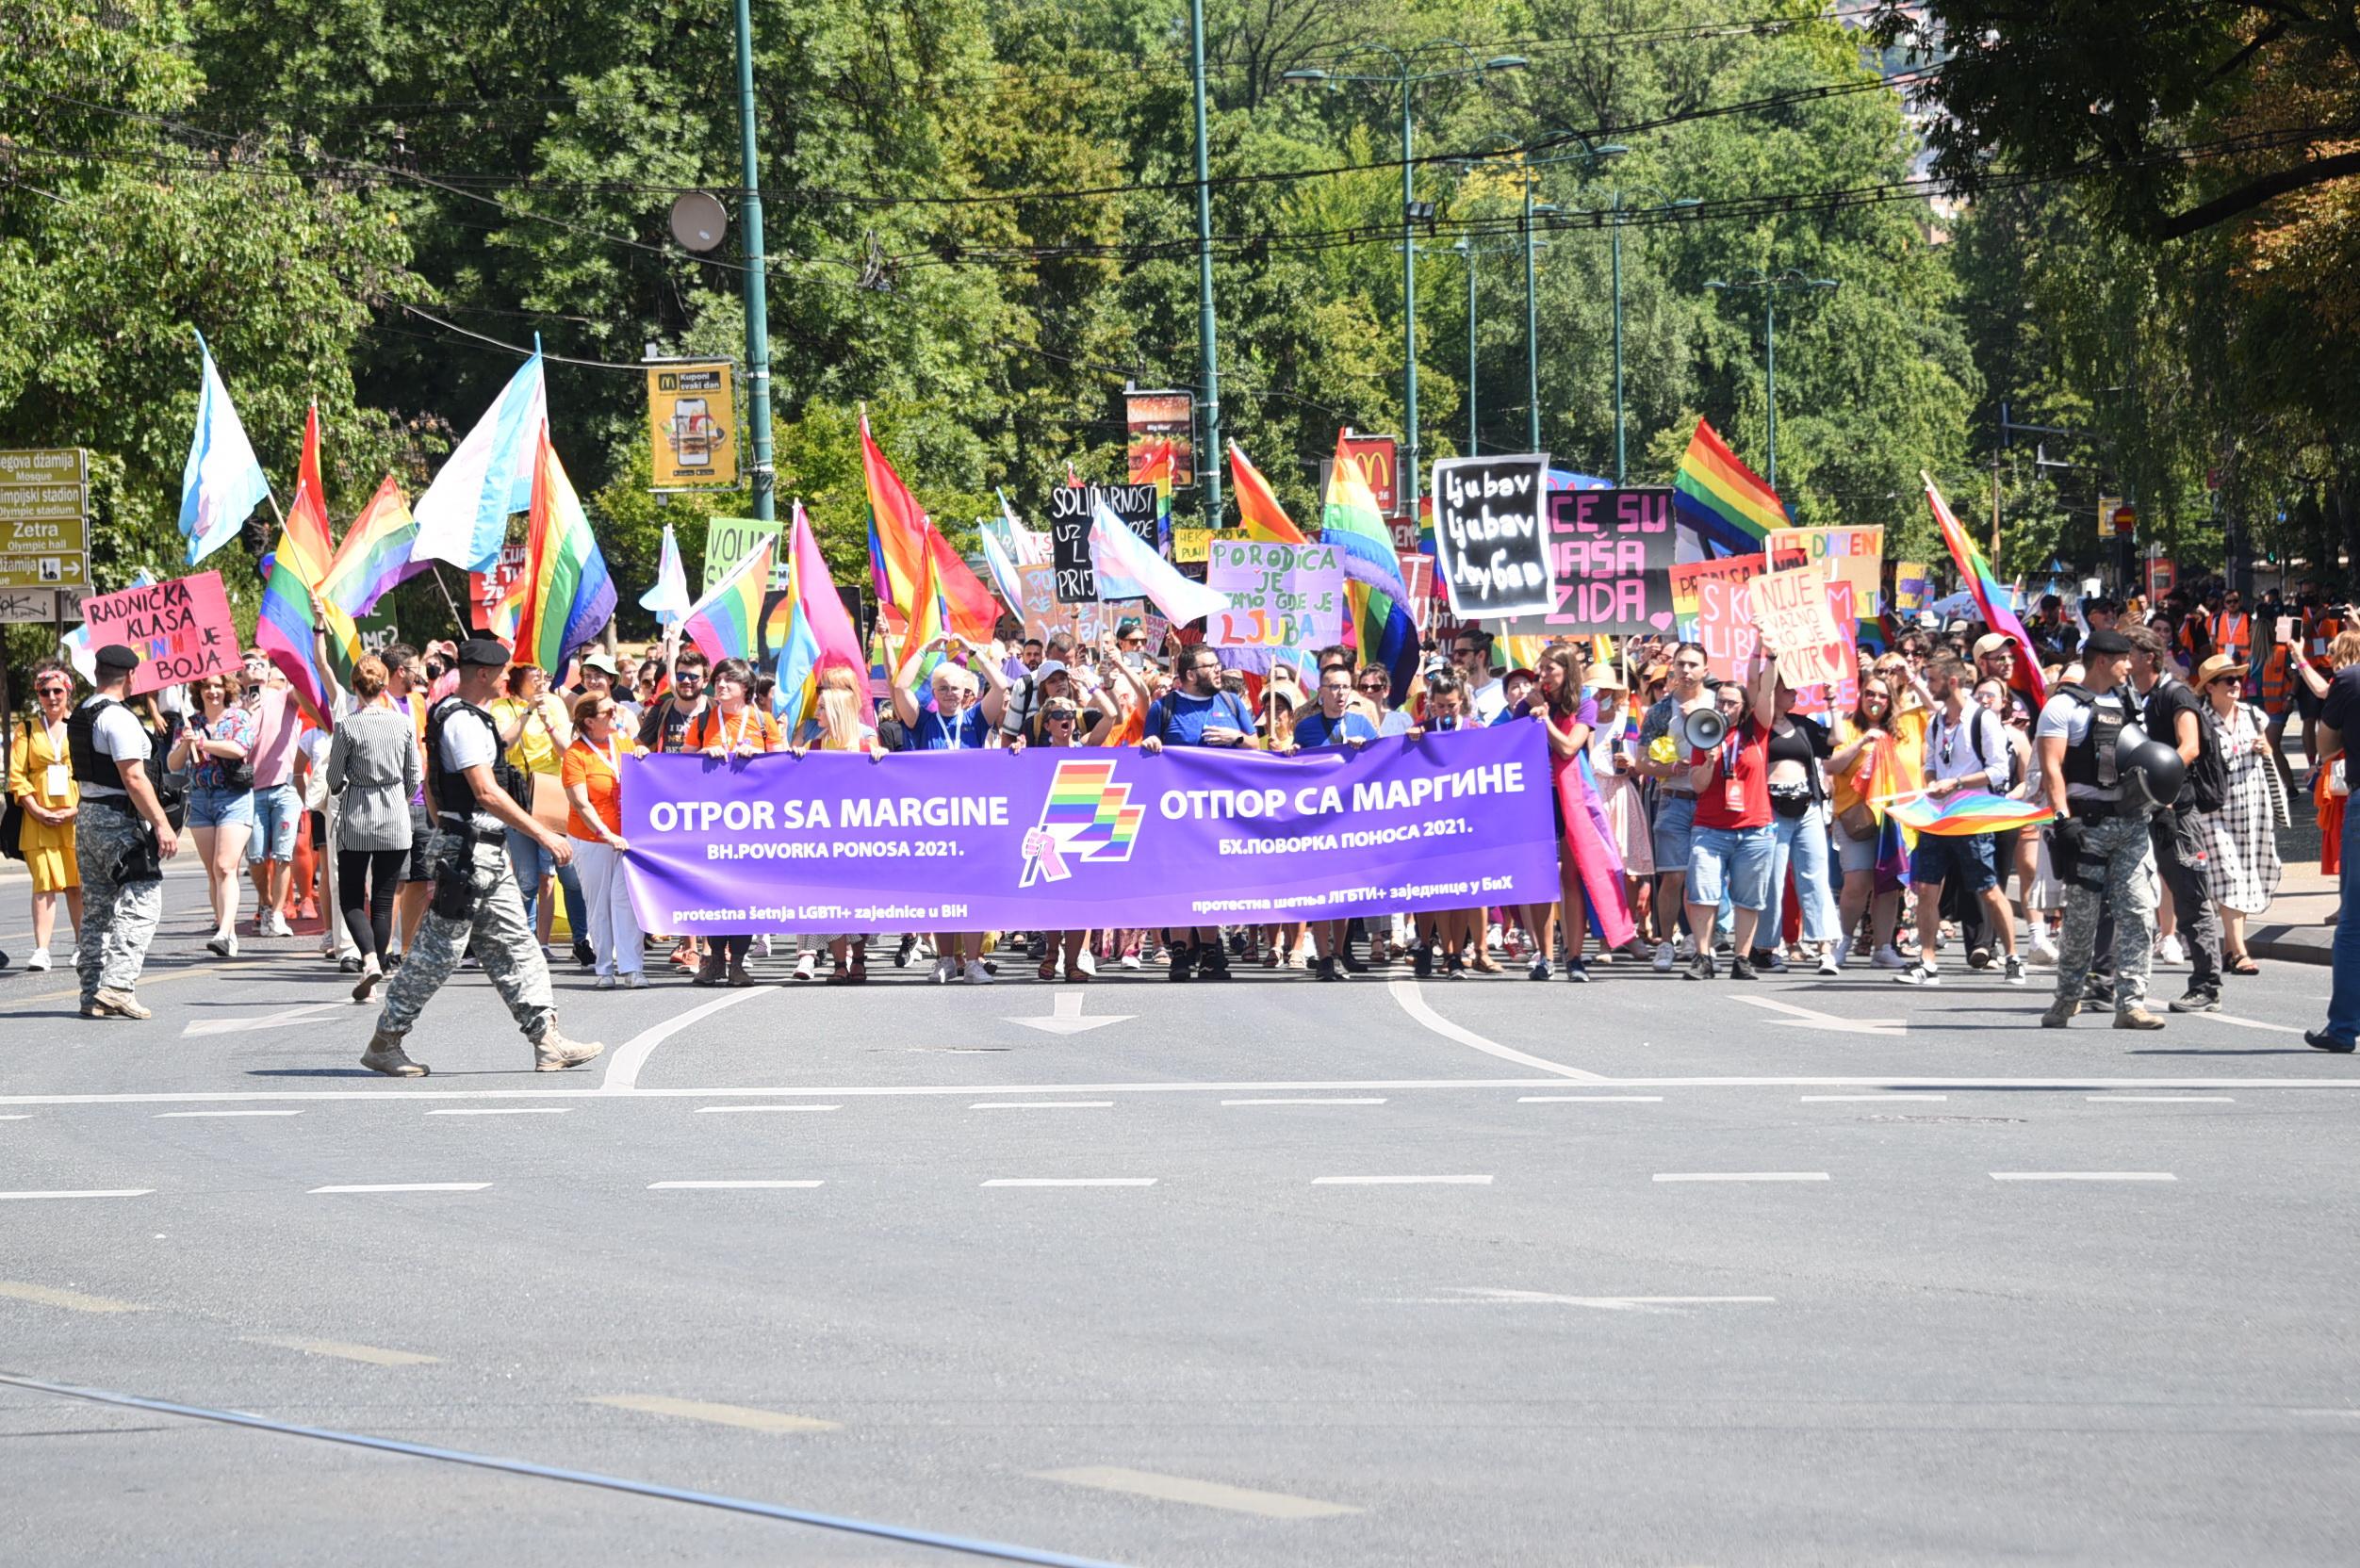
left=2031, top=929, right=2061, bottom=966
left=623, top=972, right=648, bottom=989
left=792, top=951, right=817, bottom=983
left=1651, top=941, right=1675, bottom=973
left=1831, top=937, right=1853, bottom=970
left=758, top=934, right=774, bottom=957
left=1078, top=947, right=1098, bottom=976
left=263, top=909, right=292, bottom=938
left=1873, top=943, right=1909, bottom=970
left=1485, top=923, right=1504, bottom=954
left=25, top=947, right=48, bottom=973
left=1120, top=952, right=1141, bottom=971
left=2155, top=933, right=2186, bottom=965
left=1816, top=947, right=1840, bottom=977
left=1895, top=960, right=1941, bottom=987
left=594, top=974, right=616, bottom=990
left=930, top=956, right=956, bottom=985
left=964, top=959, right=992, bottom=986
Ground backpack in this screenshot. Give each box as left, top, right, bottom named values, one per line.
left=2185, top=693, right=2228, bottom=813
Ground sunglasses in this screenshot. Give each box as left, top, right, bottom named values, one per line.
left=1045, top=710, right=1078, bottom=722
left=36, top=684, right=69, bottom=695
left=1357, top=679, right=1387, bottom=692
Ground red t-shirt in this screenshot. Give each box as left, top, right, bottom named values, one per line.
left=1691, top=718, right=1772, bottom=831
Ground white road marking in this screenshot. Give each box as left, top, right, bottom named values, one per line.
left=970, top=1101, right=1116, bottom=1110
left=1221, top=1098, right=1387, bottom=1106
left=2210, top=1014, right=2305, bottom=1035
left=308, top=1183, right=488, bottom=1194
left=1007, top=990, right=1133, bottom=1036
left=982, top=1178, right=1155, bottom=1187
left=695, top=1104, right=841, bottom=1114
left=1735, top=995, right=1908, bottom=1037
left=647, top=1180, right=825, bottom=1190
left=1313, top=1174, right=1493, bottom=1186
left=598, top=986, right=767, bottom=1092
left=1800, top=1094, right=1948, bottom=1102
left=1991, top=1171, right=2177, bottom=1182
left=0, top=1281, right=146, bottom=1314
left=0, top=1189, right=152, bottom=1200
left=588, top=1394, right=838, bottom=1433
left=180, top=1001, right=345, bottom=1038
left=0, top=1114, right=33, bottom=1120
left=423, top=1107, right=571, bottom=1117
left=1654, top=1172, right=1829, bottom=1184
left=1418, top=1287, right=1775, bottom=1314
left=1034, top=1465, right=1359, bottom=1520
left=1520, top=1094, right=1663, bottom=1102
left=245, top=1335, right=439, bottom=1366
left=1388, top=976, right=1607, bottom=1080
left=2085, top=1095, right=2235, bottom=1103
left=155, top=1109, right=304, bottom=1119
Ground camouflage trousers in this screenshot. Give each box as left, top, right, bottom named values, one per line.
left=74, top=799, right=160, bottom=1005
left=374, top=834, right=556, bottom=1045
left=2052, top=813, right=2156, bottom=1013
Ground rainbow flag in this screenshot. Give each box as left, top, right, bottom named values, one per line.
left=1926, top=473, right=2048, bottom=709
left=1229, top=441, right=1310, bottom=545
left=860, top=411, right=998, bottom=639
left=1020, top=758, right=1145, bottom=887
left=321, top=476, right=423, bottom=618
left=257, top=407, right=358, bottom=713
left=512, top=427, right=616, bottom=675
left=681, top=530, right=774, bottom=666
left=892, top=542, right=953, bottom=686
left=1320, top=433, right=1418, bottom=701
left=1673, top=417, right=1784, bottom=556
left=770, top=501, right=870, bottom=734
left=1884, top=788, right=2056, bottom=838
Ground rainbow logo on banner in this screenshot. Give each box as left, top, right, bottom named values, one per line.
left=1020, top=760, right=1145, bottom=886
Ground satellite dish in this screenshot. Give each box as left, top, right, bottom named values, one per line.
left=669, top=191, right=729, bottom=253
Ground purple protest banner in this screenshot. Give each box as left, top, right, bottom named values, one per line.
left=621, top=725, right=1559, bottom=934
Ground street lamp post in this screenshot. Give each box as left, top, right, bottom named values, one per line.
left=1187, top=0, right=1223, bottom=526
left=1570, top=188, right=1700, bottom=484
left=732, top=0, right=774, bottom=523
left=1453, top=236, right=1520, bottom=454
left=1502, top=131, right=1623, bottom=455
left=1700, top=269, right=1839, bottom=494
left=1286, top=46, right=1525, bottom=514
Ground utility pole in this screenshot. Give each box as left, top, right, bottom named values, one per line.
left=733, top=0, right=775, bottom=523
left=1188, top=0, right=1224, bottom=526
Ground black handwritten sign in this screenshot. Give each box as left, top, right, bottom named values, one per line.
left=1498, top=486, right=1679, bottom=639
left=1045, top=482, right=1161, bottom=603
left=1431, top=454, right=1551, bottom=619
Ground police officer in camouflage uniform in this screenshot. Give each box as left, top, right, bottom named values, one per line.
left=360, top=638, right=602, bottom=1077
left=2033, top=629, right=2165, bottom=1030
left=71, top=644, right=180, bottom=1020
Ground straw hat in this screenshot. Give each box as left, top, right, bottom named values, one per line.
left=2194, top=652, right=2247, bottom=686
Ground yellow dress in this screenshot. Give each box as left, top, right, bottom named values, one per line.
left=8, top=715, right=80, bottom=893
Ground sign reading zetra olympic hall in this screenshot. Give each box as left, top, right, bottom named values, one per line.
left=620, top=727, right=1560, bottom=934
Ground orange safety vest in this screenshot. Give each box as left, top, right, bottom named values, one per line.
left=2311, top=613, right=2343, bottom=669
left=2258, top=642, right=2292, bottom=710
left=2210, top=611, right=2250, bottom=662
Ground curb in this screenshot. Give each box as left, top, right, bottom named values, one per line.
left=2249, top=923, right=2334, bottom=967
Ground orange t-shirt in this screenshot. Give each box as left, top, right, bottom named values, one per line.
left=559, top=737, right=630, bottom=839
left=685, top=705, right=780, bottom=754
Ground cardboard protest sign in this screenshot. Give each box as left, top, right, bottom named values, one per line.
left=1893, top=560, right=1928, bottom=613
left=81, top=570, right=238, bottom=694
left=1172, top=527, right=1216, bottom=564
left=1204, top=540, right=1345, bottom=648
left=1045, top=483, right=1160, bottom=604
left=1019, top=563, right=1115, bottom=645
left=1788, top=579, right=1860, bottom=715
left=1431, top=453, right=1551, bottom=618
left=1695, top=571, right=1761, bottom=681
left=1750, top=564, right=1846, bottom=688
left=1769, top=525, right=1883, bottom=620
left=467, top=543, right=527, bottom=631
left=1497, top=486, right=1678, bottom=639
left=1670, top=552, right=1764, bottom=645
left=703, top=515, right=784, bottom=593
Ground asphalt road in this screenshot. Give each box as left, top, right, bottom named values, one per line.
left=3, top=865, right=2356, bottom=1566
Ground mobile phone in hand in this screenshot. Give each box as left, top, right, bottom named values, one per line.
left=2279, top=615, right=2298, bottom=644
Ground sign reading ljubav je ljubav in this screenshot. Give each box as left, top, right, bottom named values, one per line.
left=1432, top=454, right=1552, bottom=619
left=620, top=725, right=1558, bottom=933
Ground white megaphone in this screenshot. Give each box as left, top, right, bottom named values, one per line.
left=1676, top=704, right=1730, bottom=753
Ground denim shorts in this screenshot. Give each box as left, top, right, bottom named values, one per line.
left=403, top=802, right=436, bottom=883
left=1836, top=820, right=1879, bottom=877
left=1687, top=823, right=1776, bottom=911
left=186, top=786, right=254, bottom=831
left=1909, top=830, right=1997, bottom=893
left=1652, top=792, right=1698, bottom=874
left=247, top=781, right=302, bottom=863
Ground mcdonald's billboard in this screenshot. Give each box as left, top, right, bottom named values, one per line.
left=1339, top=433, right=1401, bottom=517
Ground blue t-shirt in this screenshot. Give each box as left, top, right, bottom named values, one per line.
left=1292, top=710, right=1378, bottom=749
left=1144, top=689, right=1255, bottom=747
left=910, top=705, right=992, bottom=751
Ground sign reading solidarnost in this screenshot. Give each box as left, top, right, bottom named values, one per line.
left=702, top=515, right=784, bottom=593
left=1204, top=540, right=1345, bottom=648
left=621, top=726, right=1558, bottom=933
left=1750, top=564, right=1846, bottom=688
left=1045, top=483, right=1160, bottom=604
left=1768, top=525, right=1884, bottom=620
left=1431, top=453, right=1551, bottom=618
left=647, top=360, right=737, bottom=490
left=81, top=571, right=238, bottom=694
left=1893, top=560, right=1928, bottom=613
left=1671, top=553, right=1765, bottom=650
left=1497, top=486, right=1678, bottom=639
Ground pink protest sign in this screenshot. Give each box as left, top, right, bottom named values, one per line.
left=1750, top=564, right=1846, bottom=689
left=80, top=570, right=238, bottom=694
left=1696, top=573, right=1760, bottom=682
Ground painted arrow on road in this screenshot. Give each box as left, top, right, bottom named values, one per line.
left=1734, top=995, right=1908, bottom=1037
left=1008, top=991, right=1133, bottom=1036
left=182, top=1002, right=347, bottom=1038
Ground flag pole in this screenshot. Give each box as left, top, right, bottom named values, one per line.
left=428, top=564, right=467, bottom=634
